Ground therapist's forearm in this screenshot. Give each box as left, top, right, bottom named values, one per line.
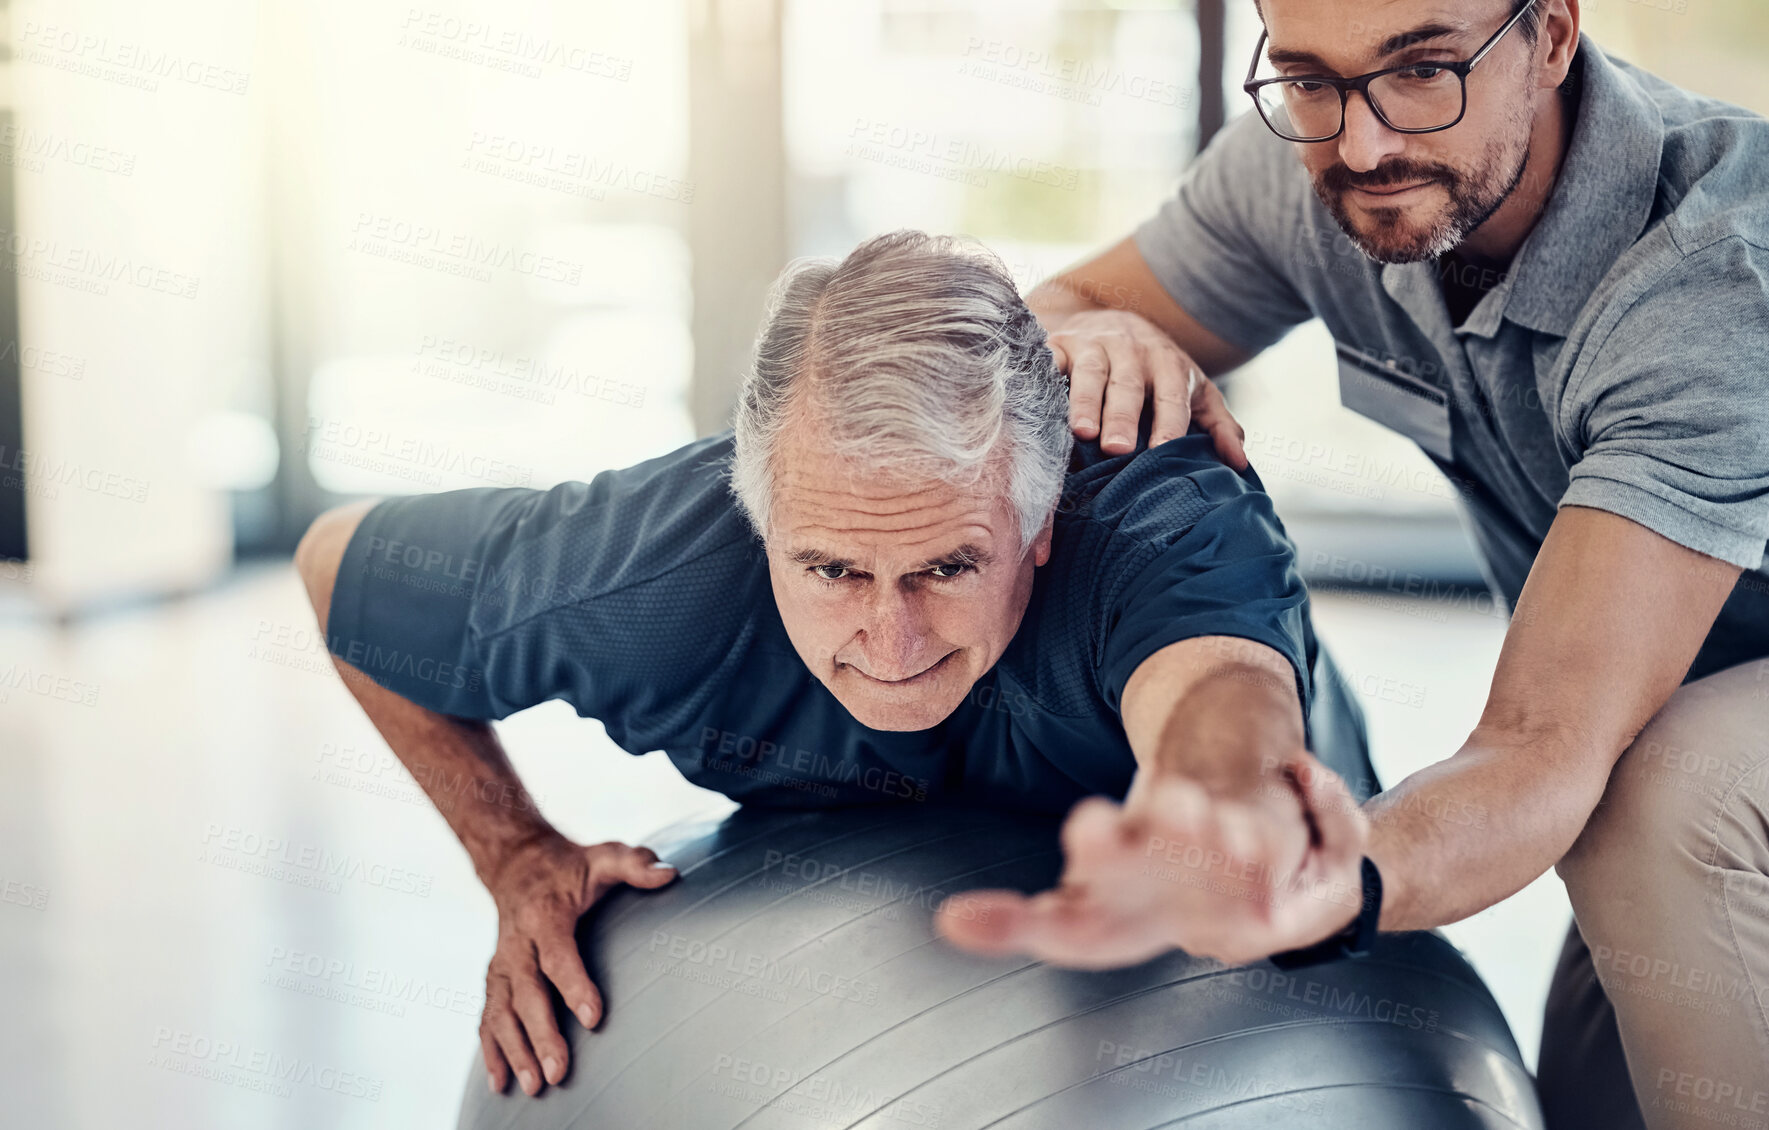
left=1026, top=278, right=1102, bottom=331
left=1361, top=726, right=1609, bottom=932
left=1364, top=506, right=1742, bottom=932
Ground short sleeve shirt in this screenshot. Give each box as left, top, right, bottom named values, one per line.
left=325, top=429, right=1325, bottom=815
left=1133, top=35, right=1769, bottom=681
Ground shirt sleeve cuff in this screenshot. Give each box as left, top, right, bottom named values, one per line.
left=324, top=497, right=392, bottom=662
left=1100, top=617, right=1311, bottom=723
left=1561, top=472, right=1769, bottom=570
left=321, top=494, right=494, bottom=716
left=1129, top=221, right=1286, bottom=357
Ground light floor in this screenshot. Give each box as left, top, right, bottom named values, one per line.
left=0, top=561, right=1564, bottom=1129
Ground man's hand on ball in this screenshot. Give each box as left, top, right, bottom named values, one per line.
left=478, top=832, right=677, bottom=1097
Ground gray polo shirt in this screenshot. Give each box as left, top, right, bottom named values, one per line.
left=1134, top=33, right=1769, bottom=682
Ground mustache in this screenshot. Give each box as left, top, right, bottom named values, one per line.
left=1321, top=160, right=1455, bottom=194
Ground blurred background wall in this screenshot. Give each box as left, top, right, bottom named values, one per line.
left=0, top=0, right=1762, bottom=615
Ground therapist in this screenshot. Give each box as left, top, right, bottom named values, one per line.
left=974, top=1, right=1769, bottom=1127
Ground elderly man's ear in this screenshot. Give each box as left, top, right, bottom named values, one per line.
left=1032, top=511, right=1056, bottom=567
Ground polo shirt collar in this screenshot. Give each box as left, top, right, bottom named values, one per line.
left=1383, top=34, right=1665, bottom=341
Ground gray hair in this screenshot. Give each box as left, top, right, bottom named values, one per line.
left=730, top=230, right=1072, bottom=550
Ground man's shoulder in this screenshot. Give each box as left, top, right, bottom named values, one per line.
left=1608, top=51, right=1769, bottom=257
left=1577, top=204, right=1769, bottom=371
left=1547, top=49, right=1769, bottom=374
left=1656, top=126, right=1769, bottom=261
left=1615, top=46, right=1768, bottom=145
left=587, top=428, right=744, bottom=506
left=467, top=430, right=762, bottom=639
left=1058, top=430, right=1265, bottom=543
left=540, top=429, right=753, bottom=579
left=1038, top=432, right=1288, bottom=656
left=1019, top=429, right=1309, bottom=725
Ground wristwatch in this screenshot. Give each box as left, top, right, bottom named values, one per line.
left=1268, top=856, right=1383, bottom=970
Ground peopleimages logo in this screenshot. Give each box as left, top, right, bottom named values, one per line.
left=346, top=213, right=584, bottom=285
left=323, top=634, right=483, bottom=693
left=0, top=444, right=148, bottom=503
left=415, top=334, right=649, bottom=407
left=845, top=118, right=1081, bottom=191
left=1, top=877, right=50, bottom=911
left=1203, top=966, right=1442, bottom=1033
left=706, top=1054, right=944, bottom=1127
left=16, top=22, right=252, bottom=95
left=198, top=823, right=435, bottom=898
left=397, top=9, right=634, bottom=81
left=0, top=661, right=100, bottom=707
left=262, top=945, right=484, bottom=1018
left=1096, top=1040, right=1326, bottom=1115
left=959, top=37, right=1187, bottom=108
left=696, top=726, right=930, bottom=801
left=0, top=229, right=199, bottom=298
left=148, top=1028, right=382, bottom=1101
left=647, top=931, right=881, bottom=1006
left=0, top=123, right=137, bottom=176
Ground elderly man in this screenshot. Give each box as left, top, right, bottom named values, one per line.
left=1044, top=1, right=1769, bottom=1126
left=295, top=230, right=1373, bottom=1102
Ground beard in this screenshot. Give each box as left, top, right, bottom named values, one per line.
left=1311, top=127, right=1532, bottom=264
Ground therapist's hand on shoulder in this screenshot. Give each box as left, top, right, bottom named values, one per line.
left=1051, top=307, right=1248, bottom=468
left=933, top=755, right=1368, bottom=969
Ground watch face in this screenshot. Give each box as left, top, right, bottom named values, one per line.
left=1266, top=857, right=1383, bottom=970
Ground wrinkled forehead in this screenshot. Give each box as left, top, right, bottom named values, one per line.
left=768, top=437, right=1013, bottom=563
left=1260, top=0, right=1504, bottom=72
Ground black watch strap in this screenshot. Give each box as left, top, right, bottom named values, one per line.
left=1268, top=856, right=1383, bottom=971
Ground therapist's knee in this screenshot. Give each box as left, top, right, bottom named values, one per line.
left=1557, top=679, right=1756, bottom=910
left=1559, top=700, right=1715, bottom=903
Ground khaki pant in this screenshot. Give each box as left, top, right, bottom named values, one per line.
left=1539, top=657, right=1769, bottom=1129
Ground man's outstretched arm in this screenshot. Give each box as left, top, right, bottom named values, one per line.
left=295, top=501, right=676, bottom=1098
left=935, top=633, right=1367, bottom=967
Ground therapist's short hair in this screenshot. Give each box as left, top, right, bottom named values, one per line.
left=1252, top=0, right=1542, bottom=44
left=731, top=229, right=1071, bottom=551
left=1515, top=0, right=1543, bottom=42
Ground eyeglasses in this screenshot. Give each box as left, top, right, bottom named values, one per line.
left=1242, top=0, right=1538, bottom=143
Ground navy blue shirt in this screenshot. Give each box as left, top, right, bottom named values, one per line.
left=325, top=430, right=1328, bottom=815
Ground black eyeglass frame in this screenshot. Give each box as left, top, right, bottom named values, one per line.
left=1241, top=0, right=1540, bottom=142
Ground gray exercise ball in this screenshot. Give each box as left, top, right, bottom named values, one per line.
left=456, top=801, right=1544, bottom=1130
